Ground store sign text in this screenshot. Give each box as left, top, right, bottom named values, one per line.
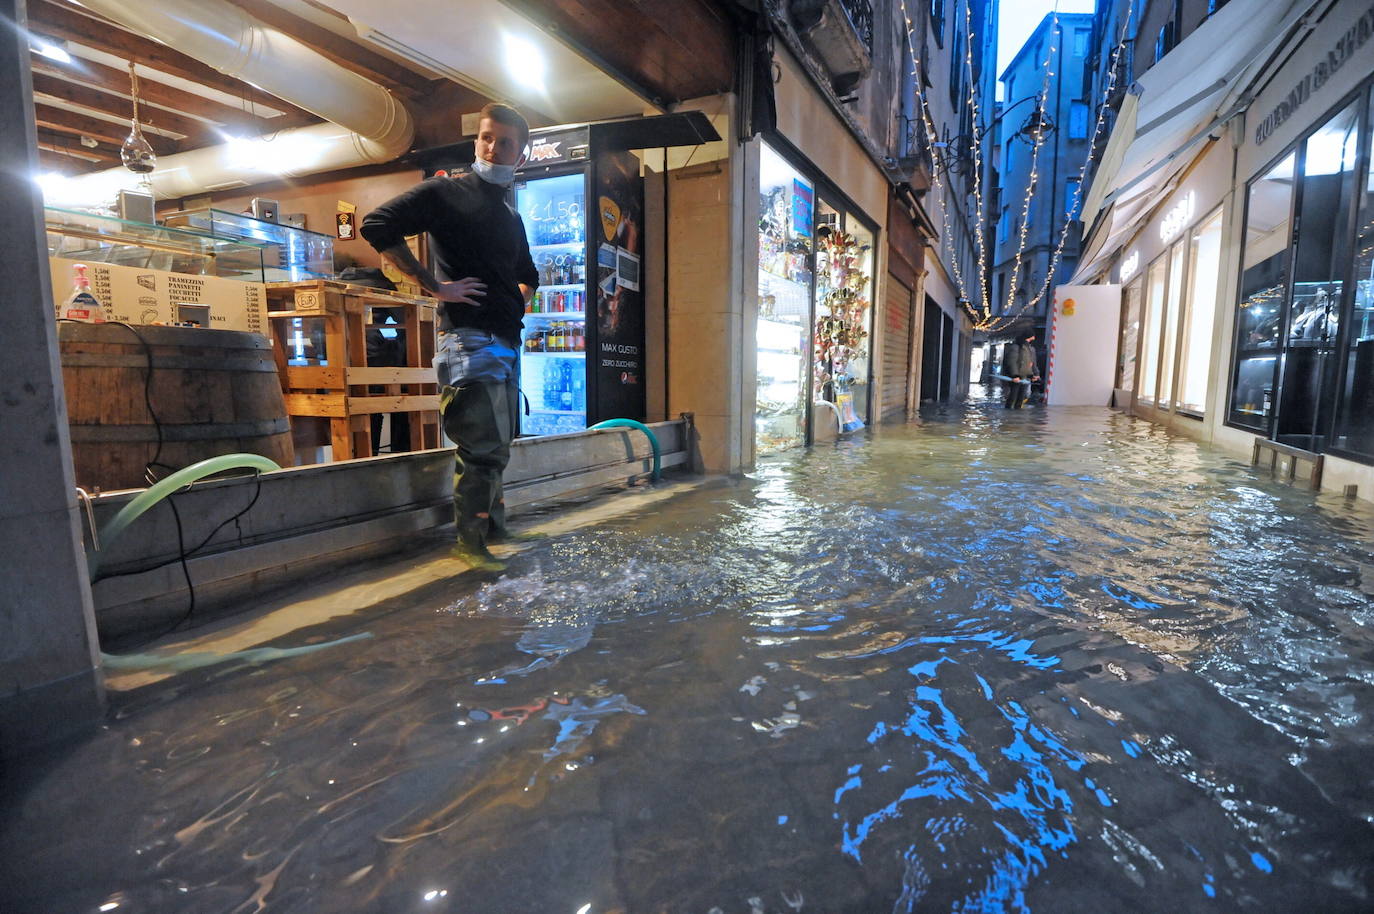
left=528, top=139, right=564, bottom=163
left=1255, top=3, right=1374, bottom=146
left=1119, top=249, right=1140, bottom=282
left=1159, top=191, right=1195, bottom=243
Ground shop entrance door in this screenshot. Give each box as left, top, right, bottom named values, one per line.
left=920, top=298, right=944, bottom=401
left=881, top=275, right=914, bottom=418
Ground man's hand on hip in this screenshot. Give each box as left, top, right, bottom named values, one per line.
left=434, top=277, right=487, bottom=305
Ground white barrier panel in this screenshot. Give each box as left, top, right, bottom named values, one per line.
left=1046, top=284, right=1121, bottom=406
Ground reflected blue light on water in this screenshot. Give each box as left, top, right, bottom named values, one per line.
left=4, top=402, right=1374, bottom=911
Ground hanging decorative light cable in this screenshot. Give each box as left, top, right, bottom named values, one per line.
left=120, top=61, right=157, bottom=183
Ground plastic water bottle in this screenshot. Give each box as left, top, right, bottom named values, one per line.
left=62, top=263, right=104, bottom=323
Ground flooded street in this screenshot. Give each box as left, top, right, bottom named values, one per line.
left=5, top=397, right=1374, bottom=912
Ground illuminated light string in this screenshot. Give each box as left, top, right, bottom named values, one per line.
left=963, top=0, right=991, bottom=322
left=897, top=2, right=969, bottom=308
left=1024, top=0, right=1138, bottom=319
left=999, top=8, right=1060, bottom=325
left=897, top=0, right=1137, bottom=335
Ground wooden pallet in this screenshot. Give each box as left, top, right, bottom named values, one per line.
left=266, top=280, right=442, bottom=460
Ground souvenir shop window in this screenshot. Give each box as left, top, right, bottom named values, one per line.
left=1228, top=152, right=1295, bottom=430
left=755, top=143, right=815, bottom=455
left=814, top=208, right=874, bottom=430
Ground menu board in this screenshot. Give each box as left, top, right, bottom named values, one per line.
left=49, top=257, right=268, bottom=336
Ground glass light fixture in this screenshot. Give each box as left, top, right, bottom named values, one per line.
left=119, top=61, right=157, bottom=181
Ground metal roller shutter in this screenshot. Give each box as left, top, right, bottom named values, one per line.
left=881, top=275, right=914, bottom=419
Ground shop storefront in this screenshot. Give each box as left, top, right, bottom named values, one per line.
left=753, top=141, right=876, bottom=455
left=1226, top=75, right=1374, bottom=460
left=1110, top=140, right=1230, bottom=425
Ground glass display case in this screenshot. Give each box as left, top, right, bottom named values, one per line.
left=45, top=207, right=266, bottom=281
left=163, top=208, right=334, bottom=282
left=1228, top=153, right=1295, bottom=430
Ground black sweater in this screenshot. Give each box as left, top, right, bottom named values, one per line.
left=360, top=173, right=537, bottom=341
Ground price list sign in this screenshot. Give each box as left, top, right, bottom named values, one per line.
left=50, top=257, right=268, bottom=335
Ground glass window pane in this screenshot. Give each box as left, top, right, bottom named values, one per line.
left=1229, top=152, right=1294, bottom=427
left=1139, top=257, right=1168, bottom=406
left=1117, top=279, right=1142, bottom=392
left=756, top=143, right=814, bottom=456
left=1158, top=241, right=1187, bottom=408
left=1334, top=88, right=1374, bottom=457
left=1177, top=209, right=1225, bottom=415
left=1275, top=103, right=1359, bottom=450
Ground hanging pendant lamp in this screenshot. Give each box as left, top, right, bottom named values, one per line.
left=119, top=61, right=157, bottom=181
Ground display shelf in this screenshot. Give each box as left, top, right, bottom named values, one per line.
left=526, top=311, right=587, bottom=320
left=164, top=208, right=333, bottom=282
left=529, top=408, right=585, bottom=416
left=531, top=241, right=585, bottom=251
left=540, top=283, right=584, bottom=290
left=45, top=207, right=267, bottom=280
left=523, top=350, right=586, bottom=357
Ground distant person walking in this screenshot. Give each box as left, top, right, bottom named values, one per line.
left=1002, top=333, right=1039, bottom=409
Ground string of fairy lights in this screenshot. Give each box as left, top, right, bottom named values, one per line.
left=996, top=8, right=1061, bottom=327
left=1026, top=0, right=1137, bottom=317
left=896, top=0, right=1136, bottom=335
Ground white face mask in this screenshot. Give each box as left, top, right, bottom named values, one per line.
left=471, top=157, right=517, bottom=186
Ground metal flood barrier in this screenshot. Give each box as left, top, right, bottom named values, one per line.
left=84, top=416, right=699, bottom=642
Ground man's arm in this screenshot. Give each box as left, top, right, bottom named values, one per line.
left=361, top=180, right=486, bottom=306
left=378, top=244, right=487, bottom=306
left=378, top=243, right=440, bottom=295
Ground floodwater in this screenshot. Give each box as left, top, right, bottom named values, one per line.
left=5, top=395, right=1374, bottom=912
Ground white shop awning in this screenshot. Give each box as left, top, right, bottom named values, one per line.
left=1073, top=0, right=1325, bottom=282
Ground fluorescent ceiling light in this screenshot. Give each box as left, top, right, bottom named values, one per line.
left=503, top=33, right=545, bottom=92
left=32, top=36, right=72, bottom=64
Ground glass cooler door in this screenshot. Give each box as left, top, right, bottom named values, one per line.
left=516, top=171, right=588, bottom=437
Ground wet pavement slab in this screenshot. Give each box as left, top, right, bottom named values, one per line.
left=4, top=397, right=1374, bottom=912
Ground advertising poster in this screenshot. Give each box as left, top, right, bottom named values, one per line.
left=593, top=149, right=646, bottom=423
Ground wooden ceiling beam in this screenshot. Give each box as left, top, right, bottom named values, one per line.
left=34, top=103, right=182, bottom=157
left=225, top=0, right=434, bottom=100
left=29, top=0, right=316, bottom=120
left=38, top=148, right=104, bottom=174
left=35, top=131, right=120, bottom=164
left=30, top=56, right=310, bottom=138
left=31, top=72, right=225, bottom=146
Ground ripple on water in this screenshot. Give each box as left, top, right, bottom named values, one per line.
left=4, top=401, right=1374, bottom=911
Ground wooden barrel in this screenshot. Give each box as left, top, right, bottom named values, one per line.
left=58, top=323, right=293, bottom=491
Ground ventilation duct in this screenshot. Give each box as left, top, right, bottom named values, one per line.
left=48, top=0, right=414, bottom=202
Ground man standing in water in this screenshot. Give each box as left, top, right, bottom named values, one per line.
left=362, top=103, right=538, bottom=571
left=1001, top=333, right=1039, bottom=409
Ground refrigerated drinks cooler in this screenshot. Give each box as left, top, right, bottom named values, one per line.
left=419, top=113, right=719, bottom=437
left=514, top=126, right=647, bottom=436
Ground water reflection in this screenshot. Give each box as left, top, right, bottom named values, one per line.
left=4, top=399, right=1374, bottom=911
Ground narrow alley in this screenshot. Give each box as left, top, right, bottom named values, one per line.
left=4, top=397, right=1373, bottom=912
